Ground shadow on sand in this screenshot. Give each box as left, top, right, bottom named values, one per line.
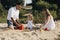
left=54, top=32, right=60, bottom=40
left=0, top=27, right=8, bottom=30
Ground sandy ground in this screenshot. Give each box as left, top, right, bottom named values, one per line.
left=0, top=21, right=60, bottom=40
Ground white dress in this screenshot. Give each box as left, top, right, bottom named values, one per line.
left=43, top=16, right=55, bottom=30
left=27, top=20, right=33, bottom=29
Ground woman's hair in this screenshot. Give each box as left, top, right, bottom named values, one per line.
left=42, top=8, right=51, bottom=19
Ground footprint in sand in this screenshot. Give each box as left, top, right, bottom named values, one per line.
left=44, top=39, right=48, bottom=40
left=31, top=32, right=38, bottom=36
left=38, top=38, right=43, bottom=40
left=58, top=34, right=60, bottom=37
left=1, top=38, right=5, bottom=40
left=23, top=33, right=30, bottom=37
left=54, top=38, right=60, bottom=40
left=55, top=33, right=60, bottom=40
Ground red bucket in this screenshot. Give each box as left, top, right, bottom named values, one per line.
left=19, top=24, right=24, bottom=30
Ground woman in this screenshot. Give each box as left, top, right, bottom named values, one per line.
left=42, top=9, right=55, bottom=30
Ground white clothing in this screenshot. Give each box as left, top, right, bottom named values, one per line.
left=27, top=20, right=33, bottom=29
left=43, top=16, right=55, bottom=30
left=24, top=0, right=32, bottom=6
left=7, top=7, right=19, bottom=20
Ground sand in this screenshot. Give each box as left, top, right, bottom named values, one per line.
left=0, top=21, right=60, bottom=40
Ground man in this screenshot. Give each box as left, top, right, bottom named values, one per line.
left=7, top=2, right=23, bottom=30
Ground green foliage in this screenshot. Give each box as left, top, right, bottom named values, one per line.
left=50, top=10, right=57, bottom=19
left=49, top=4, right=58, bottom=10
left=0, top=3, right=4, bottom=16
left=0, top=16, right=7, bottom=23
left=1, top=0, right=23, bottom=10
left=36, top=1, right=58, bottom=10
left=57, top=9, right=60, bottom=19
left=37, top=1, right=50, bottom=8
left=43, top=0, right=60, bottom=8
left=0, top=0, right=60, bottom=23
left=0, top=3, right=7, bottom=16
left=33, top=10, right=57, bottom=23
left=33, top=10, right=44, bottom=23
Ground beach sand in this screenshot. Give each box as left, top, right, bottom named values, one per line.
left=0, top=21, right=60, bottom=40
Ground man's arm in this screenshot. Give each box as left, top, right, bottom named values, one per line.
left=11, top=17, right=20, bottom=26
left=16, top=18, right=21, bottom=24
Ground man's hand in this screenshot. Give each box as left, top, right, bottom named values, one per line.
left=11, top=17, right=19, bottom=26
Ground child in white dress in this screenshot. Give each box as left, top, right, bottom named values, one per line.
left=42, top=9, right=55, bottom=30
left=27, top=14, right=34, bottom=30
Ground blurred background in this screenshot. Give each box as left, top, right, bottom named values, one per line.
left=0, top=0, right=60, bottom=23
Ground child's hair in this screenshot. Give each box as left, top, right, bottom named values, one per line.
left=28, top=14, right=33, bottom=20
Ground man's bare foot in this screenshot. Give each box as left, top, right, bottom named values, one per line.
left=9, top=26, right=14, bottom=30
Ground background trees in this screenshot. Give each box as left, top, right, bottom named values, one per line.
left=0, top=0, right=60, bottom=23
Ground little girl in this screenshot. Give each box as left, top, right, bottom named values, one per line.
left=27, top=14, right=34, bottom=30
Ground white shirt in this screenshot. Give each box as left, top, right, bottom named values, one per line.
left=7, top=7, right=19, bottom=20
left=24, top=0, right=32, bottom=6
